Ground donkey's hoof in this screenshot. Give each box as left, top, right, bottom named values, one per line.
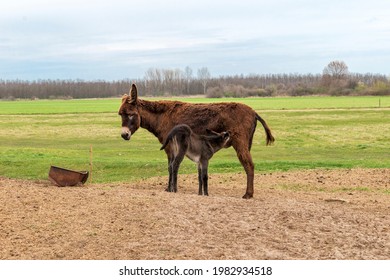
left=242, top=193, right=253, bottom=199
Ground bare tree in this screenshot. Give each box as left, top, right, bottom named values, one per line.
left=144, top=68, right=163, bottom=94
left=197, top=67, right=211, bottom=95
left=2, top=62, right=390, bottom=99
left=184, top=66, right=193, bottom=95
left=323, top=60, right=349, bottom=79
left=322, top=60, right=349, bottom=90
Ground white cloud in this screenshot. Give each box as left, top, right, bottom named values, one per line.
left=1, top=0, right=390, bottom=79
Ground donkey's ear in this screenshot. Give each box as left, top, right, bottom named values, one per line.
left=128, top=83, right=138, bottom=103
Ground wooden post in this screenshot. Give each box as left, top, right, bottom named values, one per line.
left=89, top=145, right=93, bottom=184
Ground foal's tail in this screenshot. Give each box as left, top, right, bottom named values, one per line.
left=160, top=136, right=171, bottom=150
left=160, top=124, right=192, bottom=151
left=160, top=129, right=178, bottom=150
left=256, top=113, right=275, bottom=146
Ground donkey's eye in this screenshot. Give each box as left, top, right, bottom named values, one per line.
left=128, top=115, right=136, bottom=121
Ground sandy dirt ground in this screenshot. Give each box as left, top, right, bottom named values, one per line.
left=1, top=168, right=389, bottom=260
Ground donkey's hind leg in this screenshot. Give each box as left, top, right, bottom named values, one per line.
left=234, top=146, right=255, bottom=199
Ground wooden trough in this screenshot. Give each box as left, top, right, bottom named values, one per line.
left=48, top=166, right=89, bottom=187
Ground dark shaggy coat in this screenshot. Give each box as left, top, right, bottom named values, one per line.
left=160, top=124, right=230, bottom=196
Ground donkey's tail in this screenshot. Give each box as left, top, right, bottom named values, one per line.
left=256, top=113, right=275, bottom=146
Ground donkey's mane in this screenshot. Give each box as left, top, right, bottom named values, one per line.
left=139, top=99, right=184, bottom=114
left=121, top=94, right=185, bottom=114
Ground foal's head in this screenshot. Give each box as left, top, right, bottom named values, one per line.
left=205, top=129, right=231, bottom=149
left=118, top=84, right=140, bottom=140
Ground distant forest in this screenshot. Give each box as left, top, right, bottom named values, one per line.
left=1, top=61, right=389, bottom=99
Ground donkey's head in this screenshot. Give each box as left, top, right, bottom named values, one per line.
left=118, top=84, right=141, bottom=141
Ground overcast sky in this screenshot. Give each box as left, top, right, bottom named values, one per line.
left=1, top=0, right=389, bottom=80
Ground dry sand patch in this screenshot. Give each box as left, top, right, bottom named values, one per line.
left=1, top=168, right=389, bottom=260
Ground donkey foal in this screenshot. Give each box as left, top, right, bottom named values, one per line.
left=160, top=124, right=230, bottom=195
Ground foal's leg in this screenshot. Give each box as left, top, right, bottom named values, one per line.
left=165, top=151, right=174, bottom=192
left=197, top=164, right=202, bottom=195
left=200, top=160, right=209, bottom=196
left=167, top=160, right=174, bottom=192
left=171, top=149, right=186, bottom=193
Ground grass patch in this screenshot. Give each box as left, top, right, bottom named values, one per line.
left=1, top=95, right=389, bottom=115
left=1, top=96, right=389, bottom=182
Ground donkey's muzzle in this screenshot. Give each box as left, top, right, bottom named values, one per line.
left=121, top=132, right=131, bottom=140
left=121, top=127, right=131, bottom=141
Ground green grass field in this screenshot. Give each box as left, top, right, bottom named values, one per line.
left=1, top=95, right=389, bottom=114
left=1, top=96, right=389, bottom=183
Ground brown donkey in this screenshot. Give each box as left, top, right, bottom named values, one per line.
left=118, top=84, right=275, bottom=199
left=160, top=124, right=230, bottom=196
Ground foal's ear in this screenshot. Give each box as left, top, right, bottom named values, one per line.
left=128, top=83, right=138, bottom=104
left=206, top=128, right=218, bottom=135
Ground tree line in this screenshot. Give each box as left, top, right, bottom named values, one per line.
left=1, top=61, right=389, bottom=100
